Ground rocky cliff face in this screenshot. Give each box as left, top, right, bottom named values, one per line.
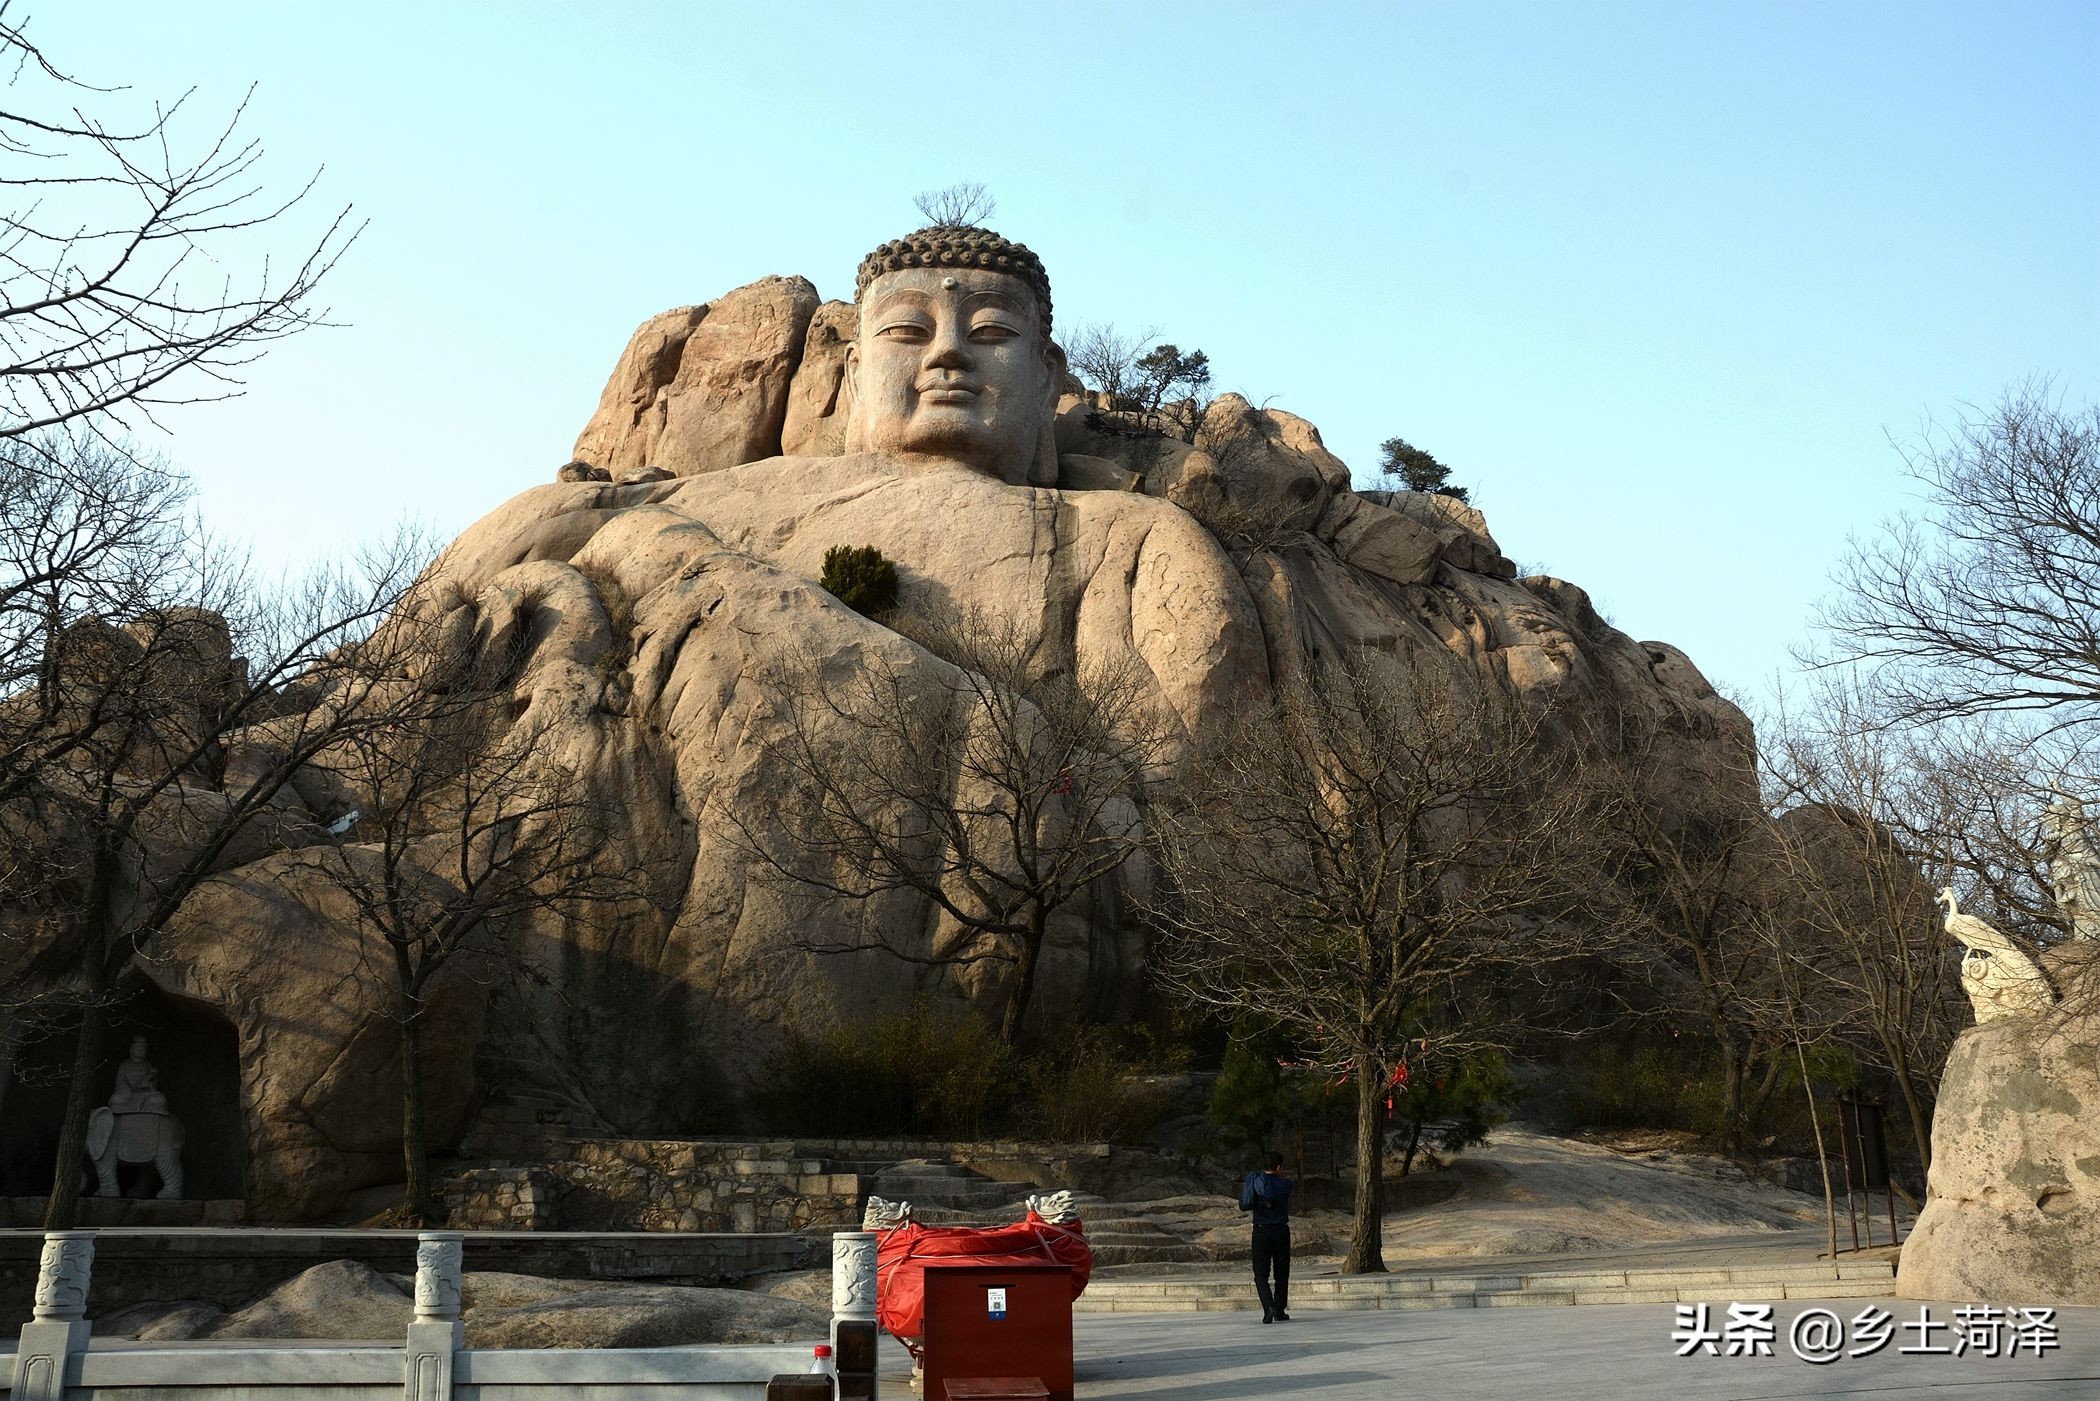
left=144, top=276, right=1752, bottom=1218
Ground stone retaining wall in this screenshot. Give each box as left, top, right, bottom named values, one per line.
left=440, top=1168, right=557, bottom=1230
left=444, top=1139, right=861, bottom=1233
left=789, top=1137, right=1214, bottom=1202
left=435, top=1134, right=1207, bottom=1234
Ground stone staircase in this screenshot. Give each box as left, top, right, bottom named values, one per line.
left=1064, top=1195, right=1205, bottom=1268
left=1072, top=1257, right=1899, bottom=1313
left=865, top=1160, right=1027, bottom=1223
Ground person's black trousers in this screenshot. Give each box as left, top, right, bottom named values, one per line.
left=1251, top=1222, right=1291, bottom=1316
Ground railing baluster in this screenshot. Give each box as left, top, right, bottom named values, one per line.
left=404, top=1230, right=464, bottom=1401
left=11, top=1230, right=95, bottom=1401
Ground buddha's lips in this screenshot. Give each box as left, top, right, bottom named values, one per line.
left=918, top=382, right=980, bottom=403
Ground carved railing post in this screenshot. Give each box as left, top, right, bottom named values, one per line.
left=831, top=1229, right=879, bottom=1399
left=403, top=1231, right=464, bottom=1401
left=11, top=1231, right=95, bottom=1401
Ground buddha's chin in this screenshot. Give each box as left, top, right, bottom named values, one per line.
left=874, top=418, right=1025, bottom=477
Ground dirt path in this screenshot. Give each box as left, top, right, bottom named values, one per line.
left=1132, top=1126, right=1834, bottom=1268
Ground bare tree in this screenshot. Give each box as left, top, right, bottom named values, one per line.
left=1150, top=654, right=1603, bottom=1274
left=1590, top=734, right=1786, bottom=1151
left=724, top=606, right=1172, bottom=1046
left=912, top=182, right=996, bottom=229
left=0, top=12, right=359, bottom=457
left=0, top=435, right=425, bottom=1226
left=1761, top=681, right=1979, bottom=1171
left=284, top=613, right=638, bottom=1223
left=1817, top=384, right=2100, bottom=734
left=1062, top=322, right=1159, bottom=406
left=0, top=438, right=195, bottom=805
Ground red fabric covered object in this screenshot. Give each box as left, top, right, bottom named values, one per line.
left=875, top=1209, right=1093, bottom=1342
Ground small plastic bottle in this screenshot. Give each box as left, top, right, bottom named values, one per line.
left=809, top=1343, right=838, bottom=1396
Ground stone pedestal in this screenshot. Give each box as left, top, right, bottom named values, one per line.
left=1898, top=1014, right=2100, bottom=1305
left=831, top=1231, right=879, bottom=1401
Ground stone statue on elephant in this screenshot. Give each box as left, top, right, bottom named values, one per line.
left=85, top=1036, right=184, bottom=1199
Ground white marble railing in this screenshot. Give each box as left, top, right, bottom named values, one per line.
left=3, top=1228, right=881, bottom=1400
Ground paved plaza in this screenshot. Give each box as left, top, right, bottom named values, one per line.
left=876, top=1302, right=2100, bottom=1400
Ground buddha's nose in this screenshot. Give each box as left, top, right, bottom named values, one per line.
left=923, top=325, right=972, bottom=372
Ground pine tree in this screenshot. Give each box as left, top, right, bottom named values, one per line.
left=1378, top=437, right=1470, bottom=503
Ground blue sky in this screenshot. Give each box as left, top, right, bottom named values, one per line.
left=23, top=1, right=2099, bottom=703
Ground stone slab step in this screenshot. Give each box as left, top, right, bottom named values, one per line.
left=871, top=1173, right=1015, bottom=1192
left=1073, top=1260, right=1898, bottom=1313
left=1090, top=1245, right=1207, bottom=1268
left=870, top=1182, right=1022, bottom=1208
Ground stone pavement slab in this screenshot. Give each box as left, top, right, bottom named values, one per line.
left=880, top=1302, right=2100, bottom=1399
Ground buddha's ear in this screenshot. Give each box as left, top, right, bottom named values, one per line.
left=1029, top=339, right=1065, bottom=486
left=1042, top=338, right=1069, bottom=392
left=840, top=343, right=866, bottom=454
left=1038, top=338, right=1068, bottom=420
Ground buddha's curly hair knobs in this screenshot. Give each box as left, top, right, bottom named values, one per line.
left=855, top=225, right=1053, bottom=332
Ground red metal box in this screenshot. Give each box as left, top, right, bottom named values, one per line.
left=921, top=1263, right=1073, bottom=1401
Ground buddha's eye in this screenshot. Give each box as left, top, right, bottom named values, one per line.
left=877, top=318, right=933, bottom=341
left=970, top=320, right=1021, bottom=342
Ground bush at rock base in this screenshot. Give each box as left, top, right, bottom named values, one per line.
left=1020, top=1026, right=1186, bottom=1145
left=752, top=1006, right=1188, bottom=1144
left=753, top=1005, right=1012, bottom=1139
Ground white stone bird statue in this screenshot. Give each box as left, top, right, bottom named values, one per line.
left=1938, top=887, right=2055, bottom=1024
left=1026, top=1190, right=1080, bottom=1225
left=862, top=1195, right=913, bottom=1231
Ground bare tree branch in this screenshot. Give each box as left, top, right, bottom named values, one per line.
left=1815, top=383, right=2100, bottom=734
left=0, top=433, right=428, bottom=1226
left=911, top=182, right=995, bottom=229
left=0, top=14, right=362, bottom=460
left=717, top=604, right=1171, bottom=1045
left=281, top=601, right=646, bottom=1222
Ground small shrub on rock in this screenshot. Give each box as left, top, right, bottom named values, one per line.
left=820, top=545, right=899, bottom=618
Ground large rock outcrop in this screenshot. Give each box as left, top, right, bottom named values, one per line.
left=138, top=276, right=1751, bottom=1217
left=1898, top=958, right=2100, bottom=1306
left=570, top=277, right=819, bottom=479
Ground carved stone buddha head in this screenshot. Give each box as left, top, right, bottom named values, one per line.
left=844, top=226, right=1064, bottom=485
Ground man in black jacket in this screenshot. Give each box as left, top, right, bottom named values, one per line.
left=1239, top=1150, right=1294, bottom=1322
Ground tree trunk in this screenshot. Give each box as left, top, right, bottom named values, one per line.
left=1400, top=1119, right=1423, bottom=1178
left=1716, top=1036, right=1745, bottom=1152
left=401, top=1005, right=433, bottom=1225
left=1342, top=1051, right=1386, bottom=1274
left=44, top=998, right=108, bottom=1229
left=1797, top=1039, right=1839, bottom=1261
left=1744, top=1048, right=1787, bottom=1137
left=1884, top=1043, right=1934, bottom=1175
left=997, top=914, right=1046, bottom=1046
